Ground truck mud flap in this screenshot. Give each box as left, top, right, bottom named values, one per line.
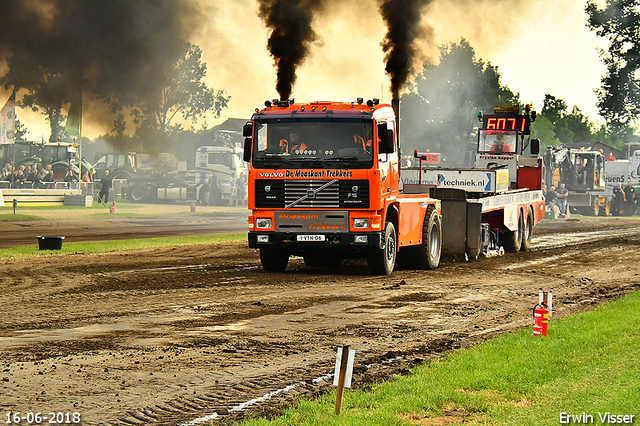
left=432, top=188, right=482, bottom=260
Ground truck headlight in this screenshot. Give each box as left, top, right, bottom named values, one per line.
left=353, top=218, right=369, bottom=229
left=256, top=218, right=272, bottom=229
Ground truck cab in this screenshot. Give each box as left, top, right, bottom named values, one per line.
left=475, top=105, right=541, bottom=189
left=244, top=98, right=442, bottom=275
left=194, top=145, right=247, bottom=205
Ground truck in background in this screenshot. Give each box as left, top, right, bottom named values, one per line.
left=117, top=145, right=247, bottom=205
left=243, top=99, right=544, bottom=274
left=603, top=149, right=640, bottom=215
left=542, top=146, right=608, bottom=216
left=194, top=145, right=247, bottom=205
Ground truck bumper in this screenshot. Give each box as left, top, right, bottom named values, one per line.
left=248, top=231, right=384, bottom=251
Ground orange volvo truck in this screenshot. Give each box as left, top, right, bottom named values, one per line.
left=243, top=99, right=544, bottom=274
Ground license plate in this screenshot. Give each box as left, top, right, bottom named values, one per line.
left=297, top=234, right=325, bottom=242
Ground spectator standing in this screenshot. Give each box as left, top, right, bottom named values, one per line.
left=98, top=169, right=112, bottom=204
left=229, top=173, right=237, bottom=206
left=556, top=183, right=569, bottom=218
left=236, top=172, right=247, bottom=206
left=606, top=152, right=616, bottom=161
left=546, top=185, right=560, bottom=216
left=612, top=182, right=625, bottom=216
left=623, top=180, right=636, bottom=215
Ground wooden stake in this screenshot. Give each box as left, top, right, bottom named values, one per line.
left=334, top=344, right=350, bottom=415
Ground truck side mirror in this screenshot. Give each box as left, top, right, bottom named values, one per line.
left=243, top=122, right=253, bottom=138
left=530, top=138, right=540, bottom=156
left=380, top=129, right=395, bottom=154
left=243, top=137, right=252, bottom=162
left=377, top=123, right=395, bottom=154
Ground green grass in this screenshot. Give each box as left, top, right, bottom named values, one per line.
left=240, top=291, right=640, bottom=426
left=0, top=213, right=43, bottom=221
left=0, top=233, right=247, bottom=259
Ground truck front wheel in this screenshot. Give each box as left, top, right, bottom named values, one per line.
left=127, top=185, right=147, bottom=203
left=260, top=248, right=289, bottom=272
left=367, top=221, right=397, bottom=275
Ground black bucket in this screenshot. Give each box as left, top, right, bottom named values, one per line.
left=37, top=236, right=65, bottom=250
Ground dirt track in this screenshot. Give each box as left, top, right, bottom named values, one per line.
left=1, top=208, right=639, bottom=425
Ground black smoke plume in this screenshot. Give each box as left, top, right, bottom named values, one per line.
left=258, top=0, right=326, bottom=100
left=379, top=0, right=435, bottom=99
left=0, top=1, right=203, bottom=120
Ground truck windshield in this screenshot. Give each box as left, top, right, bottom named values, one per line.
left=478, top=130, right=517, bottom=154
left=252, top=118, right=374, bottom=169
left=208, top=152, right=233, bottom=168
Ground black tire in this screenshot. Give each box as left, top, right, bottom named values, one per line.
left=583, top=196, right=599, bottom=216
left=198, top=185, right=211, bottom=205
left=504, top=210, right=524, bottom=253
left=367, top=221, right=397, bottom=275
left=127, top=185, right=146, bottom=203
left=522, top=207, right=534, bottom=251
left=599, top=200, right=610, bottom=216
left=260, top=248, right=289, bottom=272
left=402, top=206, right=442, bottom=269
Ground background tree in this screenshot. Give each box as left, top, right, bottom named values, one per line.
left=14, top=119, right=29, bottom=140
left=131, top=43, right=230, bottom=136
left=1, top=65, right=79, bottom=142
left=400, top=39, right=518, bottom=165
left=586, top=0, right=640, bottom=133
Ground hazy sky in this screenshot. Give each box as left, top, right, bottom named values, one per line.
left=8, top=0, right=608, bottom=141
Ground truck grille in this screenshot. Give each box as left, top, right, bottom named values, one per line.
left=255, top=179, right=369, bottom=209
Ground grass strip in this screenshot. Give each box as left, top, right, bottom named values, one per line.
left=0, top=213, right=43, bottom=221
left=240, top=290, right=640, bottom=426
left=0, top=233, right=247, bottom=259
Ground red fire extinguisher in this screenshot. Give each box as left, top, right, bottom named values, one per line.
left=533, top=303, right=549, bottom=336
left=110, top=200, right=116, bottom=214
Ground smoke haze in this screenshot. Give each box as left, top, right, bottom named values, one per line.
left=0, top=0, right=603, bottom=139
left=0, top=0, right=204, bottom=132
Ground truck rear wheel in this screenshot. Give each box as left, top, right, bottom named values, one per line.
left=504, top=210, right=524, bottom=253
left=522, top=207, right=534, bottom=251
left=260, top=248, right=289, bottom=272
left=367, top=221, right=397, bottom=275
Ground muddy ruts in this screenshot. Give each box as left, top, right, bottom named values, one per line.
left=258, top=0, right=327, bottom=100
left=379, top=0, right=434, bottom=98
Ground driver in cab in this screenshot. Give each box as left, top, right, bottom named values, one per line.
left=490, top=134, right=514, bottom=153
left=279, top=132, right=308, bottom=153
